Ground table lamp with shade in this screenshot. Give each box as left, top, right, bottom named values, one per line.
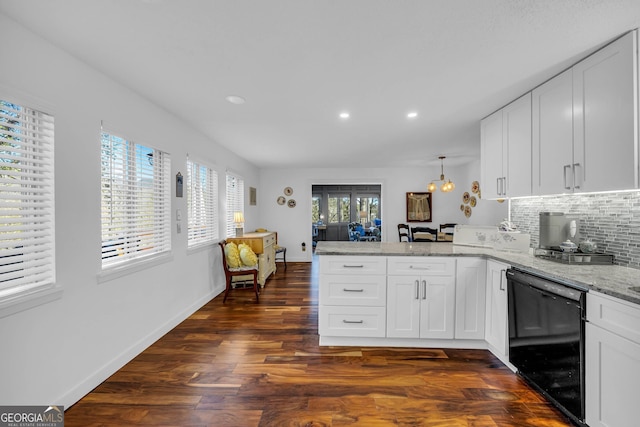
left=234, top=212, right=244, bottom=237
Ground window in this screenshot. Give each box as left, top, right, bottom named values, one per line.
left=225, top=173, right=244, bottom=238
left=186, top=159, right=218, bottom=247
left=357, top=195, right=379, bottom=224
left=100, top=131, right=171, bottom=270
left=328, top=194, right=350, bottom=224
left=311, top=195, right=321, bottom=223
left=0, top=99, right=56, bottom=308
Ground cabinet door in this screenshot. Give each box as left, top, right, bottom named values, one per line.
left=419, top=275, right=456, bottom=339
left=532, top=68, right=574, bottom=195
left=455, top=258, right=487, bottom=340
left=504, top=93, right=532, bottom=197
left=586, top=323, right=640, bottom=427
left=573, top=31, right=637, bottom=192
left=386, top=276, right=421, bottom=338
left=481, top=109, right=504, bottom=199
left=485, top=260, right=509, bottom=358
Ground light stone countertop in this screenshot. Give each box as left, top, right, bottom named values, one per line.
left=315, top=241, right=640, bottom=305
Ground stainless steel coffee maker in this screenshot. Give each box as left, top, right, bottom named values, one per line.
left=539, top=212, right=581, bottom=250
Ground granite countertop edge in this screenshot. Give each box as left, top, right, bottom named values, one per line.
left=315, top=242, right=640, bottom=305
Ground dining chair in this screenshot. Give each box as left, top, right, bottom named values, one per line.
left=439, top=223, right=457, bottom=241
left=397, top=224, right=410, bottom=242
left=411, top=226, right=438, bottom=242
left=219, top=240, right=259, bottom=302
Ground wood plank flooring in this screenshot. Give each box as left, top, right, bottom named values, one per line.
left=65, top=261, right=573, bottom=426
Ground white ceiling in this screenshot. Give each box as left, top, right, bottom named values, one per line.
left=2, top=0, right=640, bottom=169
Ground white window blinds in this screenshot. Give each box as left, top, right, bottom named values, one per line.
left=187, top=159, right=218, bottom=247
left=225, top=173, right=244, bottom=238
left=0, top=99, right=55, bottom=301
left=100, top=131, right=171, bottom=269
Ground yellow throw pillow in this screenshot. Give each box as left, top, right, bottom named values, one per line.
left=238, top=243, right=258, bottom=266
left=224, top=242, right=241, bottom=268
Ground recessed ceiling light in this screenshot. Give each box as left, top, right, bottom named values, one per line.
left=339, top=112, right=350, bottom=119
left=407, top=112, right=418, bottom=119
left=225, top=95, right=246, bottom=105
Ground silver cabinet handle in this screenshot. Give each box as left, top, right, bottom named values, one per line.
left=502, top=177, right=507, bottom=195
left=343, top=264, right=364, bottom=268
left=499, top=269, right=506, bottom=291
left=343, top=288, right=364, bottom=292
left=415, top=280, right=420, bottom=300
left=563, top=164, right=572, bottom=190
left=409, top=265, right=430, bottom=270
left=343, top=319, right=364, bottom=324
left=422, top=280, right=427, bottom=300
left=573, top=163, right=581, bottom=189
left=496, top=177, right=500, bottom=195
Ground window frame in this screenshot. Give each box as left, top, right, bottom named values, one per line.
left=186, top=158, right=218, bottom=249
left=225, top=173, right=244, bottom=238
left=99, top=130, right=172, bottom=278
left=0, top=97, right=60, bottom=317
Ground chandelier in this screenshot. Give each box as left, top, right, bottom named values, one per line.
left=427, top=156, right=455, bottom=193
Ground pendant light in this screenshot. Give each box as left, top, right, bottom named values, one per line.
left=428, top=156, right=455, bottom=193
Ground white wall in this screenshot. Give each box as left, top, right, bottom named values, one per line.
left=260, top=162, right=507, bottom=262
left=0, top=12, right=507, bottom=408
left=0, top=14, right=259, bottom=407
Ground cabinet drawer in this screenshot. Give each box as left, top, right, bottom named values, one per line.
left=587, top=291, right=640, bottom=344
left=320, top=256, right=386, bottom=275
left=319, top=306, right=386, bottom=337
left=264, top=233, right=276, bottom=247
left=320, top=275, right=386, bottom=306
left=387, top=257, right=455, bottom=276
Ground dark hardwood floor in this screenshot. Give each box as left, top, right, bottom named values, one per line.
left=65, top=261, right=572, bottom=426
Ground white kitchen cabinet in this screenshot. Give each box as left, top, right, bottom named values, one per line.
left=318, top=256, right=387, bottom=338
left=455, top=258, right=486, bottom=340
left=533, top=31, right=638, bottom=195
left=387, top=257, right=456, bottom=339
left=532, top=68, right=574, bottom=195
left=586, top=291, right=640, bottom=427
left=481, top=93, right=532, bottom=199
left=484, top=260, right=510, bottom=362
left=573, top=31, right=637, bottom=192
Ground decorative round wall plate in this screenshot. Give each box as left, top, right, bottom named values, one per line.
left=284, top=187, right=293, bottom=196
left=277, top=196, right=286, bottom=205
left=464, top=205, right=472, bottom=218
left=470, top=196, right=477, bottom=207
left=471, top=181, right=480, bottom=194
left=287, top=199, right=296, bottom=208
left=462, top=192, right=470, bottom=204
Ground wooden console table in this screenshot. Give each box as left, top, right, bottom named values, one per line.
left=228, top=232, right=276, bottom=287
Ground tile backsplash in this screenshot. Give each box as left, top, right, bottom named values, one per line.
left=510, top=191, right=640, bottom=268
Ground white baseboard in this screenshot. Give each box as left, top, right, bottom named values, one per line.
left=58, top=288, right=222, bottom=409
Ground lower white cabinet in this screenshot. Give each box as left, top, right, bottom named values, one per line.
left=319, top=256, right=387, bottom=338
left=386, top=257, right=456, bottom=339
left=455, top=258, right=486, bottom=340
left=484, top=260, right=510, bottom=361
left=586, top=292, right=640, bottom=427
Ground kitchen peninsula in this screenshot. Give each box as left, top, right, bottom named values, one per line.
left=316, top=240, right=640, bottom=427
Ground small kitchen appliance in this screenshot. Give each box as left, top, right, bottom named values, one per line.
left=539, top=212, right=580, bottom=250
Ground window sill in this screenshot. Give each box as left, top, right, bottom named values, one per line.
left=187, top=240, right=218, bottom=255
left=98, top=252, right=173, bottom=284
left=0, top=285, right=63, bottom=319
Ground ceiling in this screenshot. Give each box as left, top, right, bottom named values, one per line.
left=2, top=1, right=640, bottom=169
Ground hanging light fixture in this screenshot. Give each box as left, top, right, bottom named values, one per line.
left=428, top=156, right=456, bottom=193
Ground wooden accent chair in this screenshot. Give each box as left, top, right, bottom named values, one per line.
left=397, top=224, right=410, bottom=242
left=219, top=240, right=259, bottom=303
left=411, top=226, right=438, bottom=242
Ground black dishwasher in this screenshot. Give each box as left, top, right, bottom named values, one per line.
left=506, top=268, right=587, bottom=427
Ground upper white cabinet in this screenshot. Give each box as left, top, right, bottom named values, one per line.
left=533, top=31, right=638, bottom=194
left=481, top=93, right=532, bottom=199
